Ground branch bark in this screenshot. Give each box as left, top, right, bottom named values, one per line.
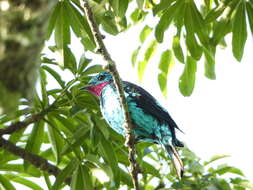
left=0, top=137, right=70, bottom=185
left=0, top=106, right=53, bottom=136
left=80, top=1, right=139, bottom=189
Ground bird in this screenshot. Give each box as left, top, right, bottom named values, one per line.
left=81, top=72, right=184, bottom=178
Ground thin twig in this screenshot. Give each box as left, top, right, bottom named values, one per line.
left=80, top=1, right=139, bottom=189
left=0, top=137, right=71, bottom=185
left=0, top=106, right=53, bottom=136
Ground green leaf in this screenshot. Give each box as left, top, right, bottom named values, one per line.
left=185, top=33, right=202, bottom=60
left=54, top=1, right=70, bottom=49
left=61, top=125, right=90, bottom=156
left=0, top=164, right=41, bottom=177
left=188, top=1, right=208, bottom=44
left=71, top=164, right=93, bottom=190
left=130, top=8, right=147, bottom=23
left=0, top=174, right=16, bottom=190
left=5, top=174, right=43, bottom=190
left=82, top=64, right=105, bottom=75
left=52, top=158, right=78, bottom=190
left=101, top=13, right=119, bottom=35
left=232, top=1, right=247, bottom=61
left=203, top=45, right=216, bottom=79
left=138, top=40, right=158, bottom=81
left=246, top=1, right=253, bottom=36
left=155, top=0, right=184, bottom=42
left=212, top=18, right=231, bottom=46
left=109, top=0, right=128, bottom=17
left=47, top=116, right=64, bottom=163
left=46, top=2, right=60, bottom=40
left=40, top=68, right=49, bottom=107
left=205, top=4, right=226, bottom=23
left=139, top=25, right=152, bottom=43
left=98, top=134, right=119, bottom=186
left=239, top=181, right=253, bottom=190
left=131, top=46, right=141, bottom=66
left=179, top=56, right=197, bottom=96
left=42, top=65, right=65, bottom=88
left=158, top=50, right=174, bottom=98
left=77, top=54, right=92, bottom=74
left=213, top=164, right=245, bottom=176
left=66, top=1, right=96, bottom=50
left=63, top=46, right=77, bottom=73
left=24, top=121, right=44, bottom=171
left=204, top=154, right=230, bottom=166
left=172, top=35, right=184, bottom=63
left=140, top=161, right=160, bottom=177
left=153, top=0, right=176, bottom=15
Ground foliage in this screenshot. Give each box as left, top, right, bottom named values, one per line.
left=46, top=0, right=253, bottom=98
left=0, top=0, right=253, bottom=189
left=0, top=54, right=252, bottom=189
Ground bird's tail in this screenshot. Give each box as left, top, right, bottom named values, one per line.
left=164, top=144, right=184, bottom=179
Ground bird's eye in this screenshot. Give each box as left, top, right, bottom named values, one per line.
left=98, top=75, right=105, bottom=81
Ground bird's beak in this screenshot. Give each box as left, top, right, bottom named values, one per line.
left=79, top=86, right=91, bottom=91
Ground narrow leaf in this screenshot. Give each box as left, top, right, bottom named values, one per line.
left=153, top=0, right=176, bottom=15
left=204, top=154, right=230, bottom=166
left=5, top=174, right=43, bottom=190
left=203, top=45, right=216, bottom=79
left=155, top=0, right=184, bottom=42
left=24, top=121, right=44, bottom=170
left=172, top=35, right=184, bottom=63
left=71, top=164, right=93, bottom=190
left=179, top=56, right=197, bottom=96
left=232, top=1, right=247, bottom=61
left=46, top=3, right=60, bottom=40
left=246, top=1, right=253, bottom=36
left=0, top=174, right=16, bottom=190
left=42, top=65, right=65, bottom=88
left=47, top=116, right=64, bottom=163
left=138, top=40, right=158, bottom=81
left=131, top=46, right=141, bottom=66
left=158, top=50, right=174, bottom=98
left=139, top=25, right=152, bottom=43
left=52, top=158, right=78, bottom=190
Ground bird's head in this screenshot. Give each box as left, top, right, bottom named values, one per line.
left=80, top=72, right=113, bottom=97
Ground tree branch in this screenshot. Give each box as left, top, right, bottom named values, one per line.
left=80, top=1, right=139, bottom=189
left=0, top=137, right=70, bottom=185
left=0, top=106, right=53, bottom=137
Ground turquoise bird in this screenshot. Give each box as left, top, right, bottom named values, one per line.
left=81, top=72, right=184, bottom=178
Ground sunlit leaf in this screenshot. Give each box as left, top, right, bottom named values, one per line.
left=138, top=40, right=158, bottom=81
left=131, top=46, right=141, bottom=66
left=179, top=56, right=197, bottom=96
left=139, top=25, right=152, bottom=43
left=204, top=154, right=230, bottom=166
left=172, top=35, right=184, bottom=63
left=158, top=50, right=174, bottom=98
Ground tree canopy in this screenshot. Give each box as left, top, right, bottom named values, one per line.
left=0, top=0, right=253, bottom=189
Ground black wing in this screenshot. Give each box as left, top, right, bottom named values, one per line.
left=123, top=81, right=182, bottom=131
